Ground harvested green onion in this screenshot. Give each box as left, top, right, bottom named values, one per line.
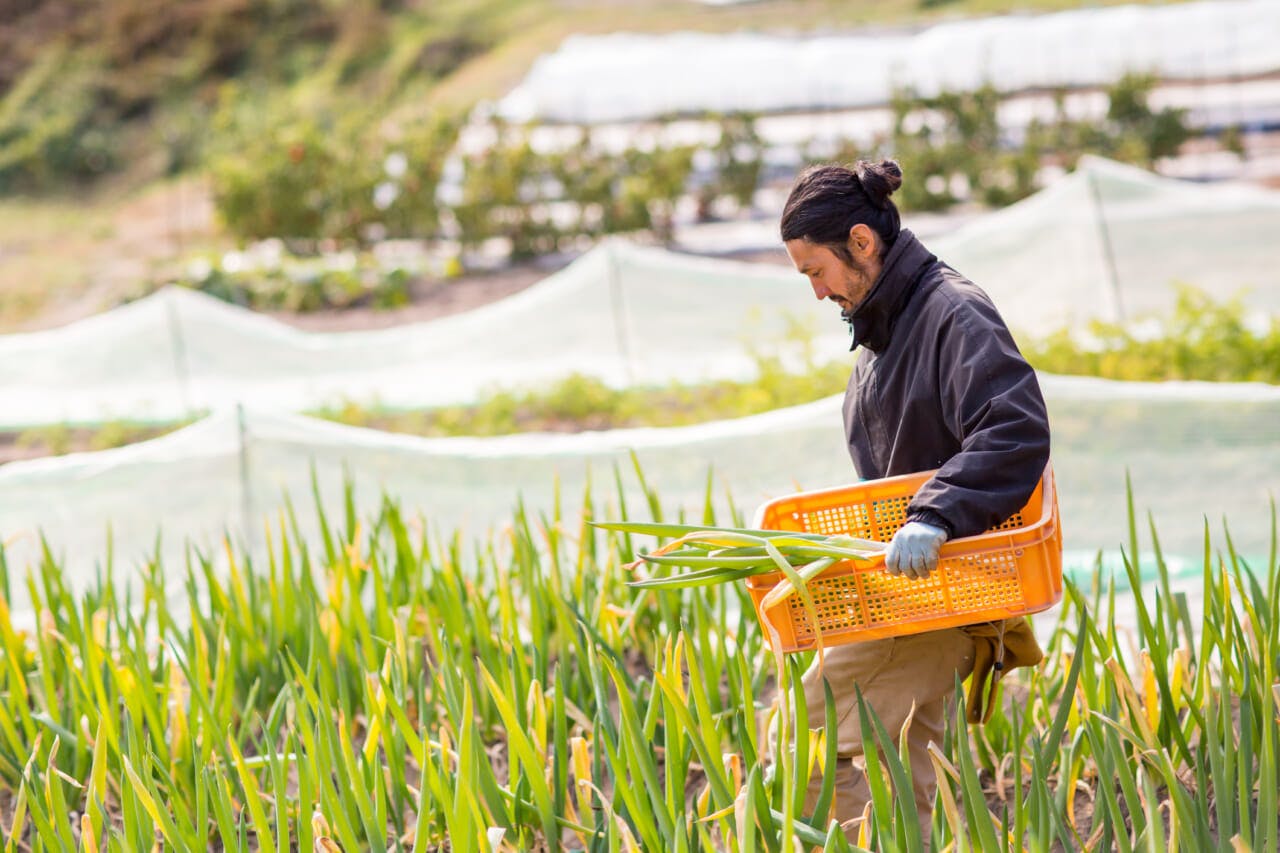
left=589, top=521, right=885, bottom=590
left=592, top=520, right=887, bottom=675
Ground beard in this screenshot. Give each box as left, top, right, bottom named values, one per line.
left=838, top=261, right=875, bottom=316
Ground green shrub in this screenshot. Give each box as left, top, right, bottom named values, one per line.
left=887, top=85, right=1040, bottom=211
left=1103, top=72, right=1192, bottom=166
left=210, top=114, right=348, bottom=241
left=209, top=94, right=458, bottom=244
left=1022, top=285, right=1280, bottom=382
left=872, top=75, right=1194, bottom=212
left=373, top=119, right=458, bottom=240
left=452, top=125, right=561, bottom=259
left=454, top=122, right=695, bottom=257
left=614, top=144, right=696, bottom=243
left=695, top=112, right=766, bottom=220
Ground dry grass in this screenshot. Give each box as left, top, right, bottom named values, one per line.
left=0, top=176, right=223, bottom=331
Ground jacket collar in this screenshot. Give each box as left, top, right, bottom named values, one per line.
left=842, top=229, right=937, bottom=353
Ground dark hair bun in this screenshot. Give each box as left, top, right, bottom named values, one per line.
left=854, top=159, right=903, bottom=209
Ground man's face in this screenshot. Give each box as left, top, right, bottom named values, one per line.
left=784, top=230, right=881, bottom=316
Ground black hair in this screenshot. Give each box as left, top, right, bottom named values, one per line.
left=779, top=160, right=903, bottom=265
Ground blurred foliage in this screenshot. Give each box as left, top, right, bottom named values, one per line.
left=186, top=263, right=412, bottom=312
left=885, top=85, right=1031, bottom=210
left=871, top=74, right=1193, bottom=212
left=203, top=109, right=766, bottom=265
left=208, top=94, right=458, bottom=244
left=695, top=112, right=766, bottom=220
left=1102, top=72, right=1192, bottom=165
left=210, top=109, right=354, bottom=241
left=13, top=422, right=73, bottom=457
left=453, top=122, right=697, bottom=257
left=0, top=0, right=1212, bottom=286
left=1219, top=124, right=1246, bottom=159
left=0, top=0, right=323, bottom=190
left=0, top=0, right=502, bottom=191
left=445, top=114, right=769, bottom=258
left=168, top=242, right=418, bottom=311
left=451, top=126, right=561, bottom=259
left=0, top=46, right=118, bottom=190
left=12, top=418, right=190, bottom=457
left=1017, top=74, right=1191, bottom=173
left=1023, top=285, right=1280, bottom=383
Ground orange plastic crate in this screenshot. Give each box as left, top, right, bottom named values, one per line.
left=745, top=463, right=1063, bottom=652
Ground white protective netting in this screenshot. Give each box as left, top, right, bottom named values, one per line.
left=929, top=155, right=1280, bottom=336
left=3, top=157, right=1280, bottom=429
left=496, top=0, right=1280, bottom=123
left=0, top=242, right=835, bottom=429
left=3, top=373, right=1277, bottom=619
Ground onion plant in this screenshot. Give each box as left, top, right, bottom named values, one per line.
left=0, top=471, right=1275, bottom=851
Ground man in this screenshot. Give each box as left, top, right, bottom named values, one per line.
left=778, top=160, right=1051, bottom=840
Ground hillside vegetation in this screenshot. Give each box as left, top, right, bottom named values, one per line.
left=0, top=0, right=1182, bottom=193
left=0, top=0, right=1190, bottom=328
left=0, top=0, right=528, bottom=191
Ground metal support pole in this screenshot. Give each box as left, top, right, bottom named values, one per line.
left=606, top=242, right=637, bottom=384
left=236, top=403, right=254, bottom=550
left=1086, top=167, right=1125, bottom=324
left=165, top=292, right=195, bottom=417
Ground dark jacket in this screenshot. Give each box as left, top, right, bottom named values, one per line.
left=841, top=229, right=1051, bottom=539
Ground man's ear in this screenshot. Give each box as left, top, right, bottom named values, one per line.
left=846, top=223, right=878, bottom=263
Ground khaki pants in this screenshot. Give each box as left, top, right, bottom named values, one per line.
left=739, top=627, right=976, bottom=845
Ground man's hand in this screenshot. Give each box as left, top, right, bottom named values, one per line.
left=885, top=521, right=948, bottom=580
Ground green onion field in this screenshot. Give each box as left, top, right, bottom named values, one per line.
left=0, top=476, right=1276, bottom=851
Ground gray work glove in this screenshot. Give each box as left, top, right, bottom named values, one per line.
left=885, top=521, right=948, bottom=580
